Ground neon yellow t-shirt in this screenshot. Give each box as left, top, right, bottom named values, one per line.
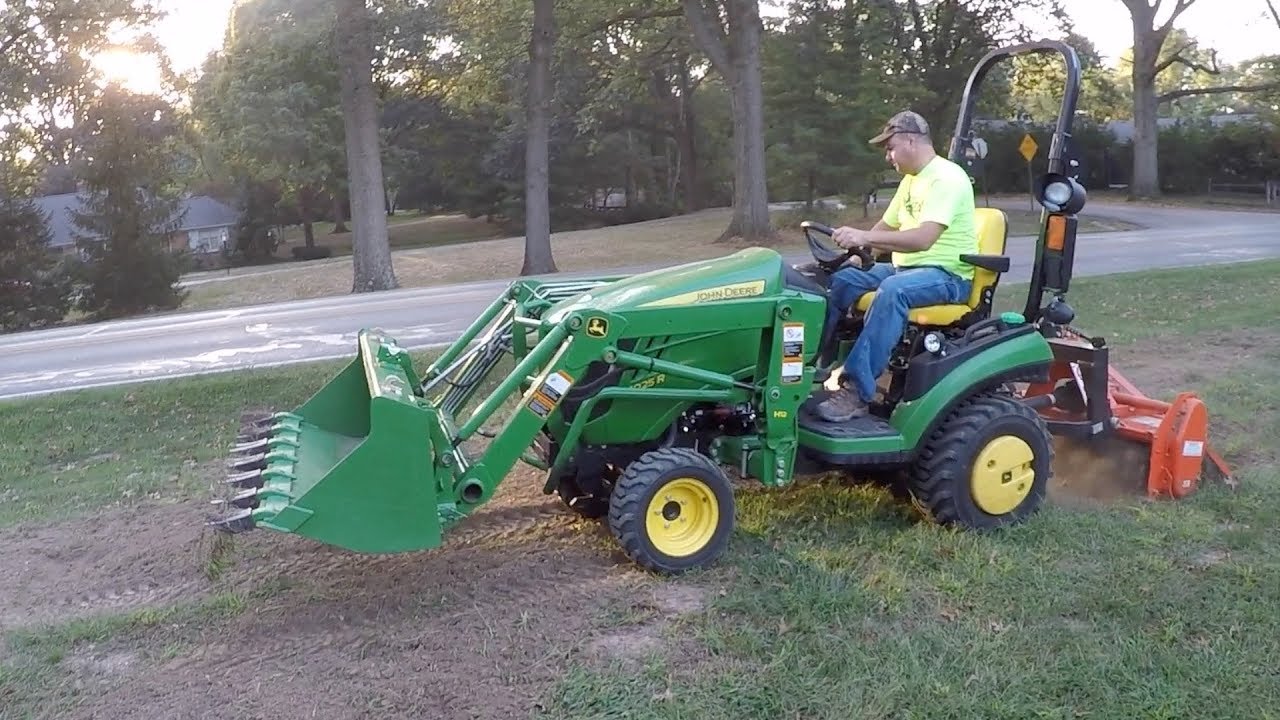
left=881, top=156, right=978, bottom=280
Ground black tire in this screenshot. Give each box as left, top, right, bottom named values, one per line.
left=607, top=447, right=735, bottom=575
left=909, top=392, right=1053, bottom=529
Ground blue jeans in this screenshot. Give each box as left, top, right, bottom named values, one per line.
left=825, top=264, right=971, bottom=402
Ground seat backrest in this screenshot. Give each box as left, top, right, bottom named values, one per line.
left=966, top=207, right=1009, bottom=308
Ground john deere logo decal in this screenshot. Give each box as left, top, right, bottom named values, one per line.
left=586, top=317, right=608, bottom=337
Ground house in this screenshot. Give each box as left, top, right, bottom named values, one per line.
left=32, top=192, right=241, bottom=255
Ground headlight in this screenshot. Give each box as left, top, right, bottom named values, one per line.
left=924, top=332, right=943, bottom=354
left=1044, top=181, right=1071, bottom=205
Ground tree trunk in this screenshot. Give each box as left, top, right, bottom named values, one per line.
left=521, top=0, right=558, bottom=276
left=676, top=60, right=702, bottom=212
left=724, top=45, right=772, bottom=242
left=331, top=190, right=349, bottom=234
left=299, top=192, right=316, bottom=248
left=1130, top=68, right=1161, bottom=198
left=336, top=0, right=398, bottom=292
left=682, top=0, right=774, bottom=243
left=1127, top=0, right=1163, bottom=199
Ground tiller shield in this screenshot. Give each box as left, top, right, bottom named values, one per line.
left=1016, top=326, right=1234, bottom=499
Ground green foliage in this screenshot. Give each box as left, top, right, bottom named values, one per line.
left=189, top=0, right=346, bottom=246
left=762, top=1, right=889, bottom=204
left=963, top=115, right=1279, bottom=195
left=228, top=180, right=285, bottom=263
left=0, top=0, right=161, bottom=146
left=1157, top=117, right=1280, bottom=192
left=67, top=87, right=188, bottom=319
left=1003, top=31, right=1129, bottom=123
left=0, top=193, right=73, bottom=332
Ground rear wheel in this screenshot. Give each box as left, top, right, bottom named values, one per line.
left=910, top=392, right=1053, bottom=529
left=607, top=447, right=735, bottom=575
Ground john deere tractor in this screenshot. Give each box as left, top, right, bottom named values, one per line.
left=210, top=41, right=1096, bottom=574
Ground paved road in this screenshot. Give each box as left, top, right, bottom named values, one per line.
left=1, top=201, right=1274, bottom=401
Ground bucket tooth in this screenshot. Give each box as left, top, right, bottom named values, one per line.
left=237, top=421, right=275, bottom=441
left=228, top=452, right=267, bottom=472
left=218, top=487, right=261, bottom=510
left=232, top=437, right=270, bottom=455
left=209, top=489, right=259, bottom=510
left=239, top=410, right=276, bottom=426
left=224, top=469, right=265, bottom=489
left=209, top=508, right=256, bottom=534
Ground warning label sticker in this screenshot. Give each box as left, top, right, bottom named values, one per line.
left=781, top=323, right=805, bottom=383
left=528, top=370, right=573, bottom=418
left=782, top=361, right=803, bottom=382
left=783, top=324, right=805, bottom=355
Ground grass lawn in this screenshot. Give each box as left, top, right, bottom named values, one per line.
left=179, top=204, right=1136, bottom=312
left=2, top=260, right=1274, bottom=719
left=275, top=211, right=509, bottom=254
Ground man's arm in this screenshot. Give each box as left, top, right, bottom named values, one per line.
left=852, top=222, right=943, bottom=252
left=838, top=175, right=966, bottom=253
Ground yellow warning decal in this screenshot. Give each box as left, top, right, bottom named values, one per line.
left=640, top=280, right=766, bottom=307
left=527, top=370, right=574, bottom=418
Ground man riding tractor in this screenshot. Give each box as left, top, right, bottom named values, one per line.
left=818, top=109, right=980, bottom=423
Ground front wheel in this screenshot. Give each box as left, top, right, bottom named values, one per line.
left=607, top=447, right=735, bottom=575
left=910, top=393, right=1053, bottom=529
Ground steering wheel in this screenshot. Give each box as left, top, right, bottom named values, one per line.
left=801, top=221, right=875, bottom=273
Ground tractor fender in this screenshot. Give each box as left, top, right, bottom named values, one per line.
left=891, top=326, right=1052, bottom=450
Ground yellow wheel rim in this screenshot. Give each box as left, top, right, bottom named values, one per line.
left=970, top=435, right=1036, bottom=515
left=645, top=477, right=720, bottom=557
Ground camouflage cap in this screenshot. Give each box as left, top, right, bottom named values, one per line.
left=869, top=110, right=930, bottom=146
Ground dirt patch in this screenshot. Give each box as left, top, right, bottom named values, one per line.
left=1048, top=435, right=1152, bottom=508
left=0, top=499, right=217, bottom=631
left=3, top=464, right=696, bottom=719
left=582, top=584, right=710, bottom=670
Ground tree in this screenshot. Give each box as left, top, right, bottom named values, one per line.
left=521, top=0, right=558, bottom=275
left=0, top=139, right=71, bottom=332
left=682, top=0, right=773, bottom=243
left=336, top=0, right=398, bottom=292
left=68, top=87, right=187, bottom=319
left=191, top=0, right=347, bottom=249
left=1119, top=0, right=1280, bottom=197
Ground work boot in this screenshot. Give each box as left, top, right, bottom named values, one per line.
left=817, top=386, right=869, bottom=422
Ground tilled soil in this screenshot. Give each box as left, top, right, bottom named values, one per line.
left=0, top=469, right=707, bottom=720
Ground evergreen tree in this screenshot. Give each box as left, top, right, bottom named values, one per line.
left=69, top=87, right=188, bottom=319
left=0, top=194, right=73, bottom=332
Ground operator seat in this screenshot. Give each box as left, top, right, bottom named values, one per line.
left=853, top=207, right=1010, bottom=328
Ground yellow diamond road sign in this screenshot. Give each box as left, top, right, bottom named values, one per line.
left=1018, top=133, right=1039, bottom=163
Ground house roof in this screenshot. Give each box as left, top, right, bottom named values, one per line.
left=32, top=193, right=240, bottom=248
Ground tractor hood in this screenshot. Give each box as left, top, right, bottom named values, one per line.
left=544, top=247, right=787, bottom=321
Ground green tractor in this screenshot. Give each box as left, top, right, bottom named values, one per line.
left=211, top=40, right=1092, bottom=574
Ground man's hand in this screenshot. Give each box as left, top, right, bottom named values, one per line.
left=832, top=225, right=868, bottom=249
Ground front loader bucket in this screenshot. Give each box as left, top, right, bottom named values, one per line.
left=209, top=330, right=443, bottom=554
left=1016, top=327, right=1235, bottom=501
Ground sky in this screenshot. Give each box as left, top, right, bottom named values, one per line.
left=123, top=0, right=1278, bottom=83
